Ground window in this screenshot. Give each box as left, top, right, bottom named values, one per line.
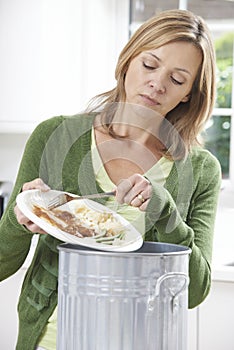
left=203, top=23, right=233, bottom=182
left=130, top=0, right=234, bottom=182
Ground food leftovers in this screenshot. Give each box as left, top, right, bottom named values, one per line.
left=33, top=202, right=125, bottom=244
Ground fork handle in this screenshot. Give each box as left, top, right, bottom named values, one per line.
left=65, top=191, right=116, bottom=201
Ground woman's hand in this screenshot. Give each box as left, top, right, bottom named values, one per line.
left=115, top=174, right=152, bottom=211
left=14, top=178, right=50, bottom=234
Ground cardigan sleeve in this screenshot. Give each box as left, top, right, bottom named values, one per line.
left=0, top=116, right=65, bottom=280
left=145, top=150, right=222, bottom=308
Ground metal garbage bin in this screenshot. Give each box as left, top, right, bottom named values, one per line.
left=57, top=241, right=191, bottom=350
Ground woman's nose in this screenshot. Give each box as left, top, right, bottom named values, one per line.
left=149, top=73, right=166, bottom=94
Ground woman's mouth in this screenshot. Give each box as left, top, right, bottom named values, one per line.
left=140, top=94, right=160, bottom=106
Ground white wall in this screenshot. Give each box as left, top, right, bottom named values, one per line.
left=0, top=133, right=29, bottom=182
left=0, top=0, right=129, bottom=127
left=0, top=0, right=129, bottom=176
left=0, top=0, right=129, bottom=181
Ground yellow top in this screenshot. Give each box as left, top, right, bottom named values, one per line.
left=38, top=127, right=173, bottom=349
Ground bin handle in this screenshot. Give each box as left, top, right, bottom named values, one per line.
left=148, top=272, right=189, bottom=312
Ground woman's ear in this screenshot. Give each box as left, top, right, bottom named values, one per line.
left=181, top=94, right=190, bottom=103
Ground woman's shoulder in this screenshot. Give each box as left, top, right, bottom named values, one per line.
left=35, top=113, right=94, bottom=131
left=190, top=146, right=218, bottom=161
left=31, top=113, right=95, bottom=139
left=189, top=146, right=222, bottom=178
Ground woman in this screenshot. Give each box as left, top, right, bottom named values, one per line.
left=0, top=9, right=221, bottom=350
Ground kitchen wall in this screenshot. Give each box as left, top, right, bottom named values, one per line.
left=0, top=0, right=129, bottom=129
left=0, top=133, right=29, bottom=182
left=0, top=0, right=129, bottom=181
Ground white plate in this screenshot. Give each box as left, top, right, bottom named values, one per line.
left=16, top=189, right=143, bottom=252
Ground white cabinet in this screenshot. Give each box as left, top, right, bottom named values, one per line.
left=0, top=269, right=26, bottom=350
left=198, top=279, right=234, bottom=350
left=0, top=0, right=129, bottom=133
left=187, top=308, right=198, bottom=350
left=187, top=270, right=234, bottom=350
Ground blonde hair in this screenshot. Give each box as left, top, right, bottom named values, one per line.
left=87, top=9, right=216, bottom=159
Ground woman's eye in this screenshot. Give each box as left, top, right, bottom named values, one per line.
left=143, top=62, right=155, bottom=70
left=142, top=60, right=184, bottom=85
left=171, top=76, right=183, bottom=85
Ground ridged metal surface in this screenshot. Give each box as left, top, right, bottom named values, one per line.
left=57, top=242, right=190, bottom=350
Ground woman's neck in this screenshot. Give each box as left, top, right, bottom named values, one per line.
left=107, top=103, right=164, bottom=146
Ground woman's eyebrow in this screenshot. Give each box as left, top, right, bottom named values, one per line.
left=146, top=52, right=192, bottom=76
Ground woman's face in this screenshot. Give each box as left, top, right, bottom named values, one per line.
left=124, top=41, right=202, bottom=117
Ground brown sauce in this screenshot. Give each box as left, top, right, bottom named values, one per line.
left=33, top=205, right=95, bottom=238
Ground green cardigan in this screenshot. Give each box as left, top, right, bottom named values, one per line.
left=0, top=114, right=221, bottom=350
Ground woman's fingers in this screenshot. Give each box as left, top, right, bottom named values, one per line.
left=14, top=205, right=47, bottom=234
left=22, top=178, right=50, bottom=192
left=14, top=178, right=50, bottom=234
left=115, top=174, right=152, bottom=210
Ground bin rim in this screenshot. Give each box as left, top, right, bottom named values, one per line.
left=57, top=241, right=191, bottom=257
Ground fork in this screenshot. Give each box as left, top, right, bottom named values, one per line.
left=47, top=191, right=116, bottom=210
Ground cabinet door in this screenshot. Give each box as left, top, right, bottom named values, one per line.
left=187, top=308, right=198, bottom=350
left=0, top=0, right=129, bottom=132
left=198, top=281, right=234, bottom=350
left=0, top=269, right=26, bottom=350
